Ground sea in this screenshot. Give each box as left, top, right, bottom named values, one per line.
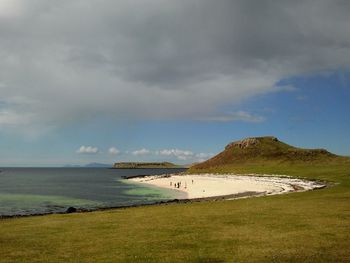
left=0, top=167, right=187, bottom=217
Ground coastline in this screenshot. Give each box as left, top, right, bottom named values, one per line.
left=0, top=173, right=327, bottom=220
left=0, top=190, right=264, bottom=220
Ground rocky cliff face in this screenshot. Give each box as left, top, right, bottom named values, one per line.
left=225, top=136, right=278, bottom=150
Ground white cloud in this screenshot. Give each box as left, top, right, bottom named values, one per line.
left=76, top=146, right=99, bottom=154
left=132, top=148, right=151, bottom=156
left=126, top=147, right=214, bottom=162
left=157, top=149, right=194, bottom=160
left=108, top=147, right=120, bottom=155
left=199, top=111, right=265, bottom=123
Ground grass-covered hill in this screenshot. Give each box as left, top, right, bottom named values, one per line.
left=190, top=136, right=350, bottom=173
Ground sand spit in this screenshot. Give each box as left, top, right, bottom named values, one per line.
left=129, top=174, right=326, bottom=199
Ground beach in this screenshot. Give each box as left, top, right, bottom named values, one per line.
left=129, top=174, right=326, bottom=199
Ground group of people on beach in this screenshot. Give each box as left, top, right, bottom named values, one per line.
left=170, top=179, right=194, bottom=189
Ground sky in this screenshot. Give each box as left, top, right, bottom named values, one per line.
left=0, top=0, right=349, bottom=166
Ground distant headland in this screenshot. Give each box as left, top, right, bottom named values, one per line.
left=113, top=162, right=184, bottom=169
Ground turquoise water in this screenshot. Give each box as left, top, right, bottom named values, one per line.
left=0, top=168, right=186, bottom=216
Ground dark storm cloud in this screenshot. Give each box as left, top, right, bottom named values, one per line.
left=0, top=0, right=349, bottom=130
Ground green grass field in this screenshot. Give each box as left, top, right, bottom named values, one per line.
left=1, top=164, right=349, bottom=262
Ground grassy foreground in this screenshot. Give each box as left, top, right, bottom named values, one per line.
left=1, top=164, right=350, bottom=262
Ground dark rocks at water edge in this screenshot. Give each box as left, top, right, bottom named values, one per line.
left=66, top=207, right=77, bottom=213
left=122, top=174, right=173, bottom=179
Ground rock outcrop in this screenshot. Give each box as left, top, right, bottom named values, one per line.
left=225, top=136, right=278, bottom=150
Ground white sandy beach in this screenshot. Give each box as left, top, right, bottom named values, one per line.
left=129, top=174, right=325, bottom=199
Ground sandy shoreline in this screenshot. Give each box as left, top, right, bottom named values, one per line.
left=129, top=174, right=326, bottom=199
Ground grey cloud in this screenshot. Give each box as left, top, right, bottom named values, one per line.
left=0, top=0, right=349, bottom=128
left=200, top=111, right=265, bottom=123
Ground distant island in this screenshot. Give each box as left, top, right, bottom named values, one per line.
left=113, top=162, right=183, bottom=169
left=64, top=162, right=111, bottom=168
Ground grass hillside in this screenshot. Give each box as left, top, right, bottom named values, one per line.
left=190, top=136, right=350, bottom=173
